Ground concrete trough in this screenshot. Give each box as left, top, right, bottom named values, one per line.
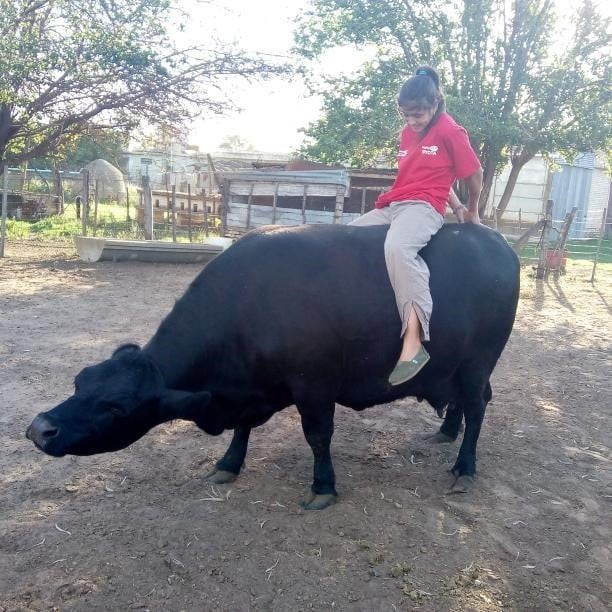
left=74, top=236, right=232, bottom=264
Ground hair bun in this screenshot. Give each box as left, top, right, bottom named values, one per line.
left=415, top=66, right=440, bottom=88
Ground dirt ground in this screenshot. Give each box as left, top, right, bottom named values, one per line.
left=1, top=240, right=610, bottom=612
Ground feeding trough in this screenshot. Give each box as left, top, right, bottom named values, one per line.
left=74, top=236, right=232, bottom=264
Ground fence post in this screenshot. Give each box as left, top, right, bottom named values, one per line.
left=171, top=184, right=177, bottom=242
left=142, top=174, right=153, bottom=240
left=551, top=206, right=577, bottom=278
left=246, top=182, right=254, bottom=230
left=333, top=184, right=345, bottom=224
left=536, top=199, right=554, bottom=279
left=92, top=179, right=99, bottom=236
left=220, top=181, right=229, bottom=237
left=271, top=182, right=279, bottom=225
left=1, top=163, right=8, bottom=258
left=81, top=169, right=89, bottom=236
left=187, top=183, right=193, bottom=242
left=202, top=189, right=209, bottom=238
left=125, top=176, right=131, bottom=222
left=591, top=207, right=608, bottom=283
left=301, top=183, right=308, bottom=224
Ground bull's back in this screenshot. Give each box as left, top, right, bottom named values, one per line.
left=191, top=223, right=519, bottom=402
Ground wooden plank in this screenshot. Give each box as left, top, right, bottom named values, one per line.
left=171, top=185, right=177, bottom=242
left=221, top=181, right=229, bottom=236
left=301, top=183, right=307, bottom=224
left=333, top=184, right=345, bottom=224
left=272, top=182, right=279, bottom=224
left=92, top=179, right=99, bottom=236
left=551, top=206, right=577, bottom=278
left=187, top=183, right=192, bottom=242
left=245, top=182, right=254, bottom=230
left=202, top=189, right=209, bottom=237
left=225, top=203, right=337, bottom=228
left=81, top=169, right=89, bottom=236
left=229, top=181, right=340, bottom=198
left=536, top=199, right=554, bottom=279
left=142, top=175, right=153, bottom=240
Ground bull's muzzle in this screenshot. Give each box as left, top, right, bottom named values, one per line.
left=26, top=414, right=60, bottom=452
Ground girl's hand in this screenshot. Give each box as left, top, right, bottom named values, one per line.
left=463, top=208, right=481, bottom=225
left=454, top=205, right=466, bottom=223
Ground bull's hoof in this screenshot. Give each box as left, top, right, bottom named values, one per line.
left=204, top=467, right=238, bottom=484
left=447, top=474, right=474, bottom=494
left=421, top=431, right=456, bottom=444
left=300, top=492, right=337, bottom=510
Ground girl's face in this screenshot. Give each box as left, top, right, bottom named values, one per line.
left=398, top=102, right=438, bottom=134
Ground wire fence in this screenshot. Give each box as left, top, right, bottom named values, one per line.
left=508, top=205, right=610, bottom=282
left=2, top=168, right=610, bottom=283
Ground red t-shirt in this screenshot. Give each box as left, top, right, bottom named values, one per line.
left=375, top=112, right=481, bottom=215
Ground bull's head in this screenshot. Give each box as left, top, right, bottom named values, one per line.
left=26, top=344, right=218, bottom=457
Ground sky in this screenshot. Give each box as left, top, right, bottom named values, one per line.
left=178, top=0, right=364, bottom=154
left=178, top=0, right=610, bottom=155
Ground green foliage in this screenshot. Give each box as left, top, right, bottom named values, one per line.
left=300, top=58, right=406, bottom=166
left=512, top=239, right=612, bottom=264
left=0, top=0, right=285, bottom=167
left=5, top=215, right=81, bottom=240
left=294, top=0, right=611, bottom=212
left=4, top=200, right=221, bottom=242
left=218, top=134, right=256, bottom=152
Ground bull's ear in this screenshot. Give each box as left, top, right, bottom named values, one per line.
left=112, top=343, right=141, bottom=358
left=160, top=389, right=212, bottom=424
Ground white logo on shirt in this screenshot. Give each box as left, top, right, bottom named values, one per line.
left=421, top=145, right=438, bottom=155
left=398, top=150, right=408, bottom=157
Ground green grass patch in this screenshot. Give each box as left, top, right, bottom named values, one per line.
left=4, top=201, right=221, bottom=242
left=512, top=239, right=612, bottom=264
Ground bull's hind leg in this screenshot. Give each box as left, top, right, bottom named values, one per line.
left=448, top=378, right=492, bottom=494
left=422, top=401, right=463, bottom=444
left=205, top=426, right=251, bottom=484
left=295, top=395, right=337, bottom=510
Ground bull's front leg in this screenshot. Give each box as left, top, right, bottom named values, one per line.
left=296, top=399, right=337, bottom=510
left=205, top=426, right=251, bottom=484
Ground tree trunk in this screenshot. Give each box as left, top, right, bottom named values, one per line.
left=495, top=149, right=536, bottom=220
left=478, top=143, right=503, bottom=217
left=479, top=161, right=496, bottom=216
left=21, top=160, right=28, bottom=195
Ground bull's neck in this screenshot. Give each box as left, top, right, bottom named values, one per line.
left=142, top=293, right=219, bottom=389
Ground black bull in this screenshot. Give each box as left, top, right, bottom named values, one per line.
left=27, top=223, right=519, bottom=509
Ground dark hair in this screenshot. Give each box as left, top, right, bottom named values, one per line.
left=398, top=66, right=445, bottom=127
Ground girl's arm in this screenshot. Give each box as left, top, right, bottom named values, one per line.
left=463, top=167, right=483, bottom=225
left=448, top=188, right=466, bottom=222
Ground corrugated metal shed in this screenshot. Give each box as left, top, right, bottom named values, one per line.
left=550, top=153, right=609, bottom=238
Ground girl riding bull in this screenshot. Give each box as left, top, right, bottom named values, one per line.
left=350, top=66, right=483, bottom=385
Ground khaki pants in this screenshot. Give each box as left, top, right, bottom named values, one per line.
left=349, top=201, right=443, bottom=340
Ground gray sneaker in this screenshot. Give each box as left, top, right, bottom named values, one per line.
left=388, top=346, right=430, bottom=385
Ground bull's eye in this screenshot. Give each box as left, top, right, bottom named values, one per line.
left=103, top=402, right=126, bottom=417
